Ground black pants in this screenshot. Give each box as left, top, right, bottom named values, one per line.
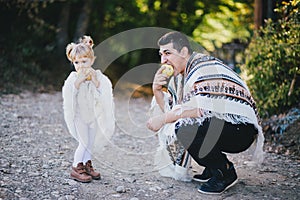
left=176, top=117, right=258, bottom=169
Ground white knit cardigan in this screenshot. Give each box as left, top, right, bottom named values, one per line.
left=62, top=70, right=115, bottom=153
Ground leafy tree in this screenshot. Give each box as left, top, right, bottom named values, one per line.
left=0, top=0, right=58, bottom=93
left=241, top=0, right=300, bottom=117
left=0, top=0, right=255, bottom=93
left=193, top=0, right=253, bottom=52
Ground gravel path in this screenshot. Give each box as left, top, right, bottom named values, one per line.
left=0, top=91, right=299, bottom=200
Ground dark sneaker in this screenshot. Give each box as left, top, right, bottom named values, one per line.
left=198, top=165, right=238, bottom=194
left=193, top=167, right=212, bottom=182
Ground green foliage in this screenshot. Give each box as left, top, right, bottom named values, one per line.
left=193, top=0, right=253, bottom=51
left=241, top=0, right=300, bottom=117
left=0, top=0, right=255, bottom=93
left=0, top=0, right=60, bottom=93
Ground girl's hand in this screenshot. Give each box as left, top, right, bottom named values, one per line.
left=90, top=69, right=100, bottom=88
left=74, top=71, right=87, bottom=89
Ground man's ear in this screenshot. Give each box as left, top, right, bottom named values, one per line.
left=180, top=47, right=189, bottom=58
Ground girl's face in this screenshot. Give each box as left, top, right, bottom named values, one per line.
left=73, top=56, right=93, bottom=71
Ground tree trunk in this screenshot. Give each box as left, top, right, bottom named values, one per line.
left=254, top=0, right=263, bottom=30
left=56, top=1, right=70, bottom=56
left=73, top=0, right=93, bottom=40
left=55, top=1, right=72, bottom=74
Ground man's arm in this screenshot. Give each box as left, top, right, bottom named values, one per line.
left=147, top=107, right=203, bottom=132
left=152, top=66, right=169, bottom=112
left=153, top=89, right=166, bottom=112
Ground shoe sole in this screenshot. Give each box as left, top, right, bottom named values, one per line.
left=197, top=179, right=238, bottom=195
left=92, top=176, right=101, bottom=180
left=70, top=175, right=92, bottom=183
left=192, top=177, right=210, bottom=183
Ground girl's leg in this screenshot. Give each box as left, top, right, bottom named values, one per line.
left=71, top=118, right=93, bottom=182
left=82, top=122, right=97, bottom=164
left=73, top=118, right=89, bottom=167
left=83, top=121, right=101, bottom=180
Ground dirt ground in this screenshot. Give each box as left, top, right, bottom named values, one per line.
left=0, top=91, right=299, bottom=200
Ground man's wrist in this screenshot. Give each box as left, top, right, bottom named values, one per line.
left=153, top=87, right=162, bottom=93
left=164, top=111, right=177, bottom=124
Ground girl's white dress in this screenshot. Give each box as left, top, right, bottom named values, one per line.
left=62, top=70, right=115, bottom=155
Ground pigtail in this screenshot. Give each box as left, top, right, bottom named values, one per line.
left=66, top=42, right=76, bottom=62
left=79, top=35, right=94, bottom=48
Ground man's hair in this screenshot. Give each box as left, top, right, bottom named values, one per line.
left=158, top=31, right=193, bottom=54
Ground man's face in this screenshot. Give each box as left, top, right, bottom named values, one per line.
left=159, top=43, right=187, bottom=76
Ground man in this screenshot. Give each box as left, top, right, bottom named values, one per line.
left=147, top=31, right=264, bottom=194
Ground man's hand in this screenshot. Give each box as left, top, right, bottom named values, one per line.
left=147, top=114, right=166, bottom=132
left=147, top=110, right=178, bottom=132
left=152, top=66, right=169, bottom=92
left=146, top=107, right=204, bottom=132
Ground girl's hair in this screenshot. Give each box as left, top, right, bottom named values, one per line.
left=66, top=35, right=95, bottom=62
left=158, top=31, right=192, bottom=54
left=79, top=35, right=94, bottom=48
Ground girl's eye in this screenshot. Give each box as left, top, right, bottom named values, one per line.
left=82, top=61, right=86, bottom=63
left=74, top=61, right=78, bottom=64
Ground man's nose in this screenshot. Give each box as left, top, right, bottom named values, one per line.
left=161, top=55, right=167, bottom=64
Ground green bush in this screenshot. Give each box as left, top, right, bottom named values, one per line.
left=241, top=0, right=300, bottom=118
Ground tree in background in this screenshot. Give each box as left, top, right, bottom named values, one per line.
left=241, top=0, right=300, bottom=117
left=0, top=0, right=59, bottom=93
left=0, top=0, right=255, bottom=93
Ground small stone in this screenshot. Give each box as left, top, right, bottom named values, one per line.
left=66, top=195, right=75, bottom=200
left=51, top=191, right=60, bottom=198
left=149, top=187, right=157, bottom=192
left=67, top=179, right=77, bottom=186
left=112, top=194, right=122, bottom=197
left=15, top=188, right=22, bottom=193
left=116, top=186, right=126, bottom=193
left=58, top=195, right=75, bottom=200
left=42, top=164, right=50, bottom=169
left=28, top=172, right=40, bottom=177
left=125, top=177, right=136, bottom=183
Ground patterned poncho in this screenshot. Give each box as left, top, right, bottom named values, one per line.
left=151, top=52, right=265, bottom=181
left=179, top=53, right=261, bottom=127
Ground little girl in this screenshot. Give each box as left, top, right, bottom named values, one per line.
left=62, top=36, right=115, bottom=183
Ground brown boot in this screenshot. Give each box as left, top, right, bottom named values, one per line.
left=70, top=162, right=92, bottom=183
left=85, top=160, right=101, bottom=180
